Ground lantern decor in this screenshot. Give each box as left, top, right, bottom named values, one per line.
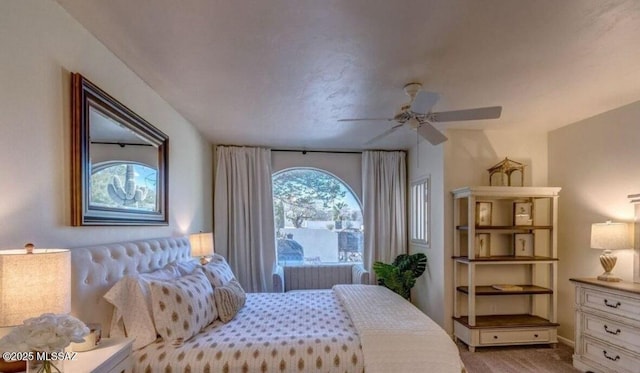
left=487, top=157, right=525, bottom=186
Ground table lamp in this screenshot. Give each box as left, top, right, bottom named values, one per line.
left=189, top=232, right=214, bottom=264
left=0, top=244, right=71, bottom=372
left=591, top=221, right=631, bottom=282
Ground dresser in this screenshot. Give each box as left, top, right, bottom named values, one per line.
left=571, top=278, right=640, bottom=373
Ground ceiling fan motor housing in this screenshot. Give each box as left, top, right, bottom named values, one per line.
left=403, top=82, right=423, bottom=100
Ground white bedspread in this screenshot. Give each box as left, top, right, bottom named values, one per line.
left=334, top=285, right=463, bottom=373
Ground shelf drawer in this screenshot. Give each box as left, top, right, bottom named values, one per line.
left=582, top=313, right=640, bottom=352
left=581, top=288, right=640, bottom=322
left=479, top=328, right=550, bottom=345
left=581, top=337, right=640, bottom=373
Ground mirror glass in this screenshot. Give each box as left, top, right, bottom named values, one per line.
left=71, top=73, right=168, bottom=225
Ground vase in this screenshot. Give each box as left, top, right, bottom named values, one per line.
left=27, top=352, right=65, bottom=373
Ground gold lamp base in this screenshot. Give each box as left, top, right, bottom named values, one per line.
left=598, top=250, right=621, bottom=282
left=597, top=272, right=621, bottom=282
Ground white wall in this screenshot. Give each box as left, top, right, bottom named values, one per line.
left=408, top=139, right=446, bottom=326
left=409, top=129, right=549, bottom=333
left=0, top=0, right=213, bottom=248
left=549, top=100, right=640, bottom=341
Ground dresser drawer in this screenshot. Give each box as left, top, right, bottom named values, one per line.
left=582, top=313, right=640, bottom=352
left=581, top=337, right=640, bottom=373
left=582, top=287, right=640, bottom=322
left=479, top=329, right=550, bottom=345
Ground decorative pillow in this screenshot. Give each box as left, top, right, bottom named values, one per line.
left=148, top=268, right=217, bottom=346
left=214, top=279, right=246, bottom=323
left=169, top=259, right=201, bottom=276
left=201, top=254, right=236, bottom=287
left=103, top=264, right=181, bottom=350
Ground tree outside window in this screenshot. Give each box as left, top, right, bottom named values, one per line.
left=272, top=168, right=363, bottom=264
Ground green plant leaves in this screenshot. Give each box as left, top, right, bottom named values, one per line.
left=373, top=253, right=427, bottom=299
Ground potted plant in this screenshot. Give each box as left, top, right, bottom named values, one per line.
left=373, top=253, right=427, bottom=299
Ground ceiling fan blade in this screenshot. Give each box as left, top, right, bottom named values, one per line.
left=411, top=91, right=440, bottom=114
left=430, top=106, right=502, bottom=122
left=338, top=118, right=393, bottom=122
left=364, top=123, right=404, bottom=145
left=417, top=122, right=448, bottom=145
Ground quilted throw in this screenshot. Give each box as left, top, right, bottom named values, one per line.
left=334, top=285, right=464, bottom=373
left=132, top=290, right=364, bottom=372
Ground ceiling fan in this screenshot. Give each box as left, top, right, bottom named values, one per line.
left=338, top=83, right=502, bottom=145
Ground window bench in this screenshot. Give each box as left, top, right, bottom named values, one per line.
left=272, top=263, right=369, bottom=292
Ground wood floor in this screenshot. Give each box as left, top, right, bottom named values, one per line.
left=458, top=342, right=580, bottom=373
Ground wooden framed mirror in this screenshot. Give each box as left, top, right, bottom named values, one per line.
left=71, top=73, right=168, bottom=225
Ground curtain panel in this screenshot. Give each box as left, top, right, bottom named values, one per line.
left=362, top=151, right=407, bottom=280
left=214, top=146, right=276, bottom=292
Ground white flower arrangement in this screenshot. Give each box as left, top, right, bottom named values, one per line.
left=0, top=313, right=90, bottom=353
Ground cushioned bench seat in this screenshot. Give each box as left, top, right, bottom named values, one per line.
left=272, top=263, right=369, bottom=292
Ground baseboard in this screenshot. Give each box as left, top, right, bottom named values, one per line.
left=557, top=335, right=574, bottom=348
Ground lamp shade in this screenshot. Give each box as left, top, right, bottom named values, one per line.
left=189, top=232, right=214, bottom=257
left=0, top=248, right=71, bottom=327
left=591, top=221, right=631, bottom=251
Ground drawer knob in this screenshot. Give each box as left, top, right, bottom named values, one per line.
left=604, top=299, right=621, bottom=309
left=534, top=334, right=539, bottom=338
left=493, top=335, right=498, bottom=339
left=603, top=350, right=620, bottom=362
left=604, top=325, right=621, bottom=335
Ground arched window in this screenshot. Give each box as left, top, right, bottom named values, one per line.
left=272, top=168, right=363, bottom=264
left=90, top=161, right=158, bottom=211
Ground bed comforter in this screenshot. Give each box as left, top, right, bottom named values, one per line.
left=132, top=285, right=462, bottom=373
left=132, top=290, right=364, bottom=372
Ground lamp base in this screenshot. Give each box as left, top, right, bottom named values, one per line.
left=597, top=272, right=621, bottom=282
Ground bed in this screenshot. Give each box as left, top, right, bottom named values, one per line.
left=71, top=237, right=464, bottom=372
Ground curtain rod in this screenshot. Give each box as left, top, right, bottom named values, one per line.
left=90, top=141, right=153, bottom=147
left=272, top=149, right=362, bottom=154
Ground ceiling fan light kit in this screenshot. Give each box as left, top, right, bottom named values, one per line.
left=339, top=82, right=503, bottom=146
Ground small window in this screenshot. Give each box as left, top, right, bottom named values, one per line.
left=90, top=162, right=158, bottom=211
left=410, top=177, right=429, bottom=246
left=272, top=168, right=363, bottom=264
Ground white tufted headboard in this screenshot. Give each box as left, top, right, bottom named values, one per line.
left=70, top=237, right=191, bottom=336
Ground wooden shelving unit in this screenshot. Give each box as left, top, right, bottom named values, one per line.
left=457, top=285, right=553, bottom=296
left=452, top=186, right=560, bottom=352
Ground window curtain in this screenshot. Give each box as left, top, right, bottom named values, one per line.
left=214, top=146, right=276, bottom=292
left=362, top=151, right=407, bottom=281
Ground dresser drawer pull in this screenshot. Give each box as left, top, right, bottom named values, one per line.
left=603, top=350, right=620, bottom=361
left=493, top=335, right=498, bottom=339
left=604, top=325, right=621, bottom=335
left=604, top=299, right=621, bottom=309
left=534, top=334, right=539, bottom=338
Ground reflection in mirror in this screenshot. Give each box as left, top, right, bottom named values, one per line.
left=71, top=73, right=168, bottom=225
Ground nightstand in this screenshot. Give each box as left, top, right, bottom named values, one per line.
left=66, top=338, right=133, bottom=373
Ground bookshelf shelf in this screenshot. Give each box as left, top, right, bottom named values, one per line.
left=456, top=285, right=553, bottom=296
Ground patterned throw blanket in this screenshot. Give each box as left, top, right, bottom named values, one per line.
left=334, top=285, right=464, bottom=373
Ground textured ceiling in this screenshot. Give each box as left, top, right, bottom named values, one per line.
left=56, top=0, right=640, bottom=150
